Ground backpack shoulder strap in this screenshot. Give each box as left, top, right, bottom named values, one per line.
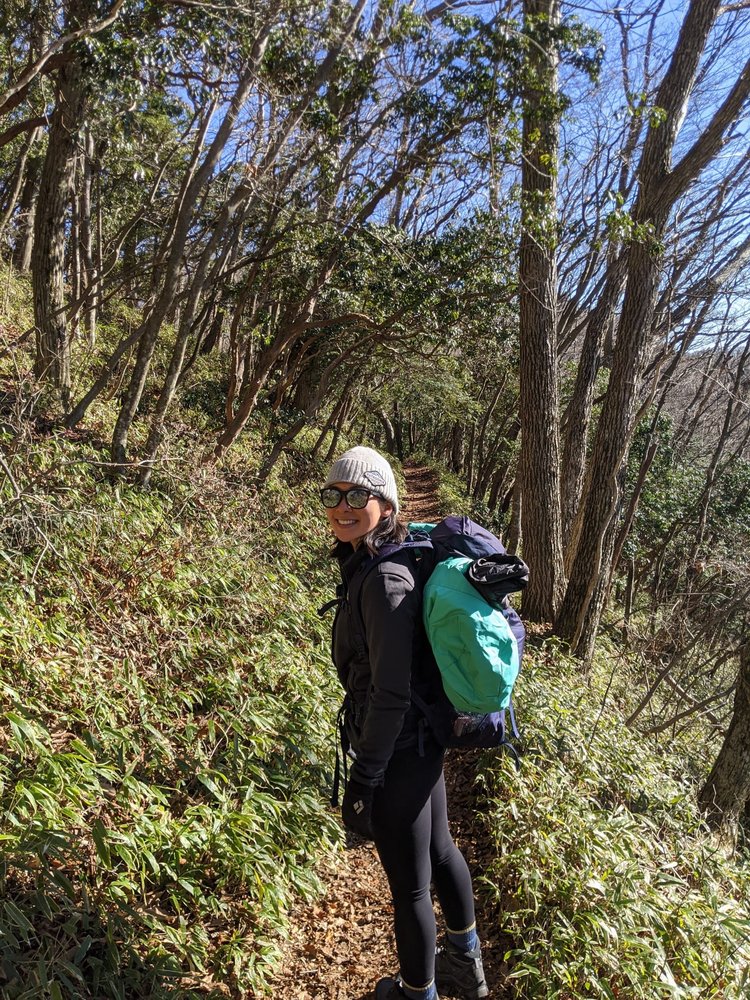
left=347, top=538, right=433, bottom=652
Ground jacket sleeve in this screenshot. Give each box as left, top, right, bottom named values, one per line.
left=350, top=559, right=420, bottom=785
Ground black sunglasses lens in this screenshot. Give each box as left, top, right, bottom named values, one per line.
left=320, top=487, right=373, bottom=508
left=346, top=489, right=371, bottom=508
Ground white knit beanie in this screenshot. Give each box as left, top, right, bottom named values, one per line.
left=323, top=446, right=400, bottom=513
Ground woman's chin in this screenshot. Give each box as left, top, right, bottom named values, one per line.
left=334, top=528, right=364, bottom=545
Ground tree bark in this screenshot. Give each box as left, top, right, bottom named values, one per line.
left=79, top=127, right=97, bottom=345
left=32, top=52, right=86, bottom=406
left=517, top=0, right=566, bottom=620
left=313, top=381, right=354, bottom=459
left=698, top=643, right=750, bottom=847
left=560, top=258, right=626, bottom=549
left=13, top=152, right=41, bottom=273
left=0, top=126, right=41, bottom=246
left=375, top=409, right=397, bottom=455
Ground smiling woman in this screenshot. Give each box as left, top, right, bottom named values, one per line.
left=318, top=446, right=488, bottom=1000
left=320, top=483, right=393, bottom=545
left=321, top=446, right=402, bottom=549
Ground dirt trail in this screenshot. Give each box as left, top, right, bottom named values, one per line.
left=266, top=464, right=512, bottom=999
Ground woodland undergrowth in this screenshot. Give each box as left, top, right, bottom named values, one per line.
left=480, top=637, right=750, bottom=999
left=0, top=301, right=346, bottom=995
left=0, top=267, right=749, bottom=999
left=409, top=452, right=750, bottom=997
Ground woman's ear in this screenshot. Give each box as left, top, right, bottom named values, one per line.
left=379, top=501, right=394, bottom=519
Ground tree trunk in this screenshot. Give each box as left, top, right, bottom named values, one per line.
left=69, top=151, right=82, bottom=342
left=324, top=391, right=354, bottom=464
left=13, top=152, right=41, bottom=272
left=79, top=127, right=97, bottom=345
left=313, top=382, right=353, bottom=459
left=560, top=266, right=686, bottom=656
left=450, top=422, right=464, bottom=474
left=138, top=184, right=250, bottom=483
left=32, top=54, right=86, bottom=406
left=560, top=259, right=626, bottom=548
left=506, top=475, right=522, bottom=554
left=110, top=52, right=267, bottom=470
left=375, top=409, right=397, bottom=455
left=213, top=293, right=320, bottom=461
left=698, top=643, right=750, bottom=848
left=555, top=0, right=743, bottom=656
left=0, top=126, right=41, bottom=246
left=689, top=339, right=750, bottom=563
left=518, top=0, right=566, bottom=621
left=392, top=401, right=404, bottom=460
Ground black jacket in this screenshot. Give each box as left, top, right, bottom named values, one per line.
left=332, top=543, right=438, bottom=786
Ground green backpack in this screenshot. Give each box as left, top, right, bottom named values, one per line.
left=342, top=516, right=527, bottom=750
left=422, top=553, right=520, bottom=715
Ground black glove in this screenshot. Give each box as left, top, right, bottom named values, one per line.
left=341, top=778, right=376, bottom=840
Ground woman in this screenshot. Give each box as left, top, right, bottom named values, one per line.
left=320, top=446, right=489, bottom=1000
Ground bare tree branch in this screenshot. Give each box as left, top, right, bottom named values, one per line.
left=665, top=57, right=750, bottom=204
left=0, top=0, right=127, bottom=119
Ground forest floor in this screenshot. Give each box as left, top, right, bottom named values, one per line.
left=266, top=464, right=513, bottom=999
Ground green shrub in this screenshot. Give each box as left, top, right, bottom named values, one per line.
left=0, top=435, right=342, bottom=998
left=479, top=642, right=750, bottom=1000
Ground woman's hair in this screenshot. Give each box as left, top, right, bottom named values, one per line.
left=361, top=506, right=409, bottom=555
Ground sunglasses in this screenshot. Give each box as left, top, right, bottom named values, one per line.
left=320, top=486, right=380, bottom=509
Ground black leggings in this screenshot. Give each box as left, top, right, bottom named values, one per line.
left=371, top=743, right=476, bottom=988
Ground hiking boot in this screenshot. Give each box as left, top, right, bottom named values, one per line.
left=374, top=975, right=441, bottom=999
left=435, top=939, right=489, bottom=999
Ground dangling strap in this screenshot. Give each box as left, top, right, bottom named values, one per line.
left=331, top=702, right=350, bottom=807
left=507, top=700, right=521, bottom=740
left=502, top=737, right=522, bottom=771
left=318, top=583, right=345, bottom=618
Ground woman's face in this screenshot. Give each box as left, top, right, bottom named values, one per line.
left=323, top=480, right=393, bottom=546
